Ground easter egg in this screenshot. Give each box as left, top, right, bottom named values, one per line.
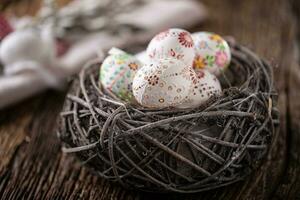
left=192, top=32, right=231, bottom=76
left=132, top=58, right=198, bottom=108
left=146, top=28, right=195, bottom=66
left=135, top=50, right=149, bottom=64
left=100, top=48, right=142, bottom=102
left=178, top=69, right=222, bottom=108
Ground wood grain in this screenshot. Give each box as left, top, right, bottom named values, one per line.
left=0, top=0, right=299, bottom=199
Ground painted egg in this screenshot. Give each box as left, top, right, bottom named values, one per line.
left=100, top=48, right=142, bottom=102
left=178, top=69, right=222, bottom=108
left=146, top=28, right=195, bottom=66
left=132, top=58, right=197, bottom=108
left=192, top=32, right=231, bottom=76
left=135, top=50, right=149, bottom=65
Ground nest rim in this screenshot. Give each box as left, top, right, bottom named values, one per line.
left=59, top=40, right=279, bottom=194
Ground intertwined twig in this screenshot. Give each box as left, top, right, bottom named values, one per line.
left=58, top=41, right=279, bottom=193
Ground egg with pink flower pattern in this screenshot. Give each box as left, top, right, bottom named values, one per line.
left=132, top=58, right=197, bottom=108
left=177, top=69, right=222, bottom=108
left=192, top=32, right=231, bottom=76
left=146, top=28, right=196, bottom=66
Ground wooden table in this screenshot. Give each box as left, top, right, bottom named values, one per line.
left=1, top=0, right=300, bottom=199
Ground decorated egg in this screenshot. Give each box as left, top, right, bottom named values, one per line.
left=100, top=48, right=142, bottom=101
left=178, top=69, right=222, bottom=108
left=192, top=32, right=231, bottom=76
left=132, top=58, right=197, bottom=108
left=135, top=50, right=149, bottom=64
left=146, top=28, right=195, bottom=66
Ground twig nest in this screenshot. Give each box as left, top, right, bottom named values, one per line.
left=59, top=40, right=279, bottom=193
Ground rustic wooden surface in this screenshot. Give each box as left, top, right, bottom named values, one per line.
left=0, top=0, right=300, bottom=199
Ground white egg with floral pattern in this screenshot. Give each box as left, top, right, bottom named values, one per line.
left=146, top=28, right=196, bottom=66
left=177, top=69, right=222, bottom=108
left=100, top=48, right=142, bottom=102
left=192, top=32, right=231, bottom=76
left=132, top=58, right=198, bottom=108
left=135, top=51, right=149, bottom=65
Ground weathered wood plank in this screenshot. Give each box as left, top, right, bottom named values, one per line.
left=0, top=91, right=139, bottom=200
left=0, top=0, right=299, bottom=199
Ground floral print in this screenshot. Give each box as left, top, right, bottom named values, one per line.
left=209, top=34, right=223, bottom=43
left=178, top=31, right=194, bottom=48
left=196, top=70, right=205, bottom=79
left=193, top=55, right=207, bottom=69
left=128, top=62, right=139, bottom=70
left=169, top=48, right=184, bottom=60
left=216, top=43, right=226, bottom=51
left=177, top=69, right=221, bottom=108
left=147, top=28, right=195, bottom=66
left=205, top=55, right=215, bottom=67
left=155, top=30, right=170, bottom=41
left=148, top=49, right=156, bottom=59
left=192, top=32, right=231, bottom=76
left=132, top=59, right=193, bottom=108
left=181, top=67, right=199, bottom=85
left=147, top=75, right=159, bottom=86
left=215, top=51, right=228, bottom=67
left=190, top=72, right=199, bottom=85
left=100, top=52, right=142, bottom=102
left=115, top=54, right=131, bottom=65
left=198, top=41, right=209, bottom=49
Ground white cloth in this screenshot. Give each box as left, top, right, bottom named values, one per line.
left=0, top=0, right=207, bottom=109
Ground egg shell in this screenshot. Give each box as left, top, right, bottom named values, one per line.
left=132, top=58, right=197, bottom=108
left=146, top=28, right=195, bottom=66
left=178, top=69, right=222, bottom=108
left=100, top=49, right=142, bottom=101
left=135, top=50, right=149, bottom=64
left=192, top=32, right=231, bottom=76
left=0, top=29, right=50, bottom=66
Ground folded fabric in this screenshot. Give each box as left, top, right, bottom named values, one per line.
left=0, top=0, right=207, bottom=109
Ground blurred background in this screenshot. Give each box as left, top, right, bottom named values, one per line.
left=0, top=0, right=300, bottom=200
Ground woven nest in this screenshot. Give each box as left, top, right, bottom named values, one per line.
left=58, top=40, right=279, bottom=193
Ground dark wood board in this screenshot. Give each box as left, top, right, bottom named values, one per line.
left=0, top=0, right=300, bottom=199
